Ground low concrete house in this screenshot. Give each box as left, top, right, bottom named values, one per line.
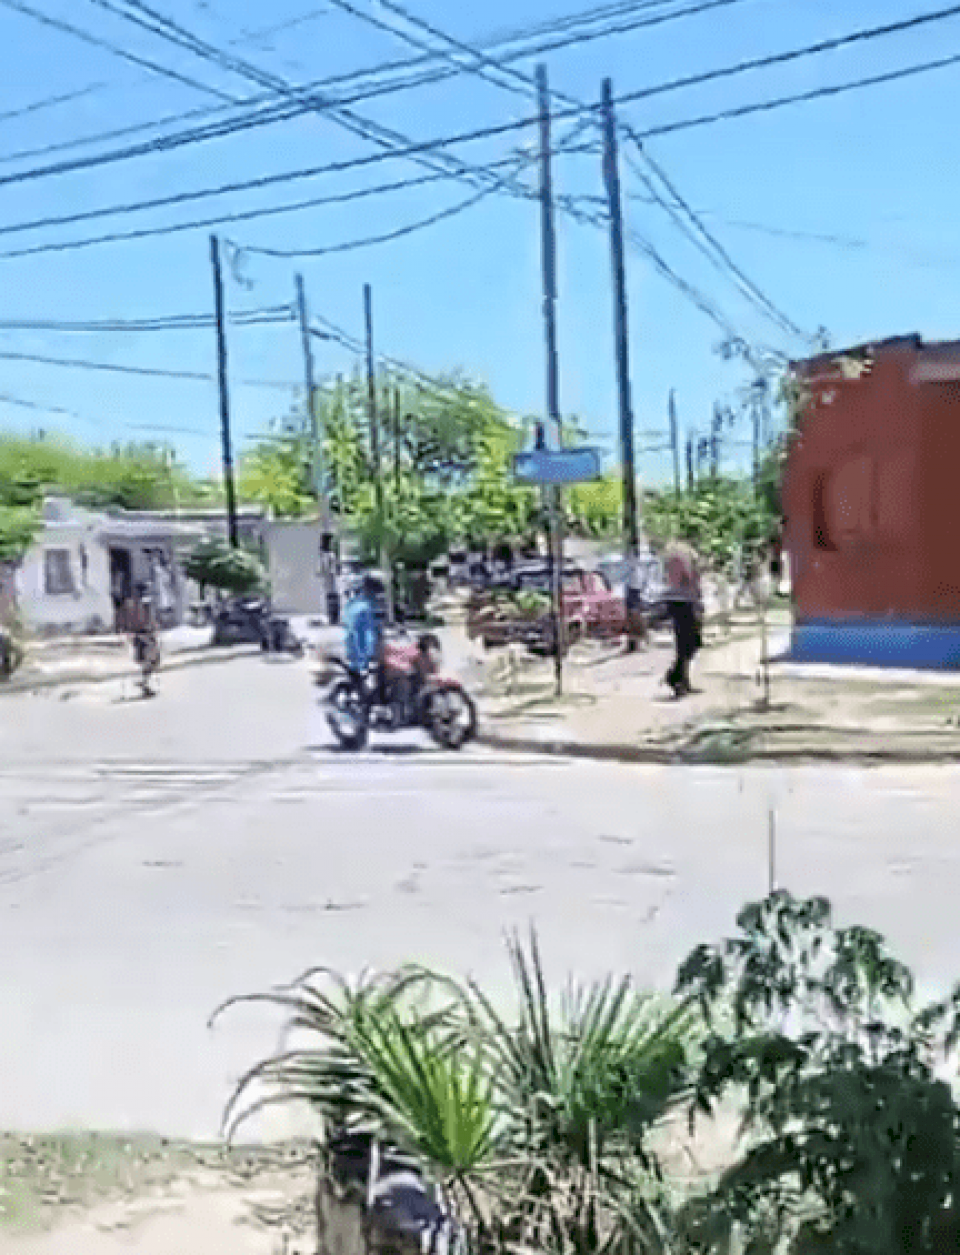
left=16, top=498, right=200, bottom=635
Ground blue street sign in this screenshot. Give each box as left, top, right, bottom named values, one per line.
left=513, top=446, right=603, bottom=485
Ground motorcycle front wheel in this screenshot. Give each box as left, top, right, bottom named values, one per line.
left=325, top=678, right=369, bottom=750
left=424, top=686, right=477, bottom=750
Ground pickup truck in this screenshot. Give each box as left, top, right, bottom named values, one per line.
left=466, top=564, right=626, bottom=653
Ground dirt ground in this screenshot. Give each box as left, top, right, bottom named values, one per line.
left=0, top=1134, right=317, bottom=1254
left=0, top=1116, right=740, bottom=1255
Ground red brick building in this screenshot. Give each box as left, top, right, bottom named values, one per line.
left=783, top=334, right=960, bottom=668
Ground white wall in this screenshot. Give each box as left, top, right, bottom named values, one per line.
left=263, top=521, right=328, bottom=615
left=17, top=525, right=113, bottom=633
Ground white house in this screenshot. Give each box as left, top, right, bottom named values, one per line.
left=16, top=498, right=201, bottom=635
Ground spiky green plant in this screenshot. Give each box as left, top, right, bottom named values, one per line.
left=212, top=932, right=702, bottom=1255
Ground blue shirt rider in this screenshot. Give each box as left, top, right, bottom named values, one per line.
left=343, top=573, right=384, bottom=676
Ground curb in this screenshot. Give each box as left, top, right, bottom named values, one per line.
left=0, top=644, right=261, bottom=695
left=475, top=727, right=960, bottom=766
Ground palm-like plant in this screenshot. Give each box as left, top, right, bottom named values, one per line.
left=211, top=931, right=701, bottom=1255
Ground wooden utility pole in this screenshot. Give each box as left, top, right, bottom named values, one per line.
left=537, top=63, right=565, bottom=696
left=393, top=385, right=402, bottom=497
left=668, top=389, right=681, bottom=494
left=209, top=234, right=238, bottom=548
left=363, top=284, right=383, bottom=547
left=295, top=273, right=324, bottom=521
left=363, top=283, right=392, bottom=618
left=601, top=77, right=642, bottom=649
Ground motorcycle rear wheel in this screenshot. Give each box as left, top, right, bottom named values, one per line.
left=425, top=686, right=477, bottom=750
left=325, top=678, right=369, bottom=750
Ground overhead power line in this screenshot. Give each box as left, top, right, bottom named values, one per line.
left=0, top=0, right=739, bottom=171
left=0, top=348, right=300, bottom=390
left=0, top=306, right=295, bottom=332
left=236, top=183, right=502, bottom=258
left=0, top=1, right=955, bottom=205
left=338, top=0, right=803, bottom=341
left=0, top=82, right=108, bottom=124
left=0, top=0, right=235, bottom=99
left=632, top=46, right=960, bottom=141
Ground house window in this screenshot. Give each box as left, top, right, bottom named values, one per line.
left=44, top=548, right=76, bottom=596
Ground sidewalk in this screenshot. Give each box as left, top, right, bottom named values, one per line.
left=0, top=626, right=260, bottom=695
left=473, top=612, right=960, bottom=764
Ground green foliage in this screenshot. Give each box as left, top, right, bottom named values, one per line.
left=213, top=929, right=700, bottom=1254
left=239, top=374, right=537, bottom=566
left=675, top=890, right=960, bottom=1254
left=182, top=538, right=265, bottom=596
left=569, top=474, right=622, bottom=538
left=0, top=505, right=40, bottom=562
left=0, top=433, right=210, bottom=515
left=644, top=477, right=777, bottom=570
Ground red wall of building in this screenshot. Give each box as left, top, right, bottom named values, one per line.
left=783, top=338, right=960, bottom=624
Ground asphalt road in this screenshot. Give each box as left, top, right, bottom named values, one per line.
left=3, top=654, right=960, bottom=1140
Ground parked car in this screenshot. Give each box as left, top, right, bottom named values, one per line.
left=596, top=549, right=671, bottom=629
left=466, top=563, right=626, bottom=653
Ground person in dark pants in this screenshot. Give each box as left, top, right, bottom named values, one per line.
left=663, top=540, right=703, bottom=697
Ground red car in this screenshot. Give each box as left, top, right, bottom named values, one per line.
left=467, top=564, right=625, bottom=652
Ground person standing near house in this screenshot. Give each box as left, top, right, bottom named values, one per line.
left=662, top=539, right=703, bottom=698
left=124, top=582, right=161, bottom=697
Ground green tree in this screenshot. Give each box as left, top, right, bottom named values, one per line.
left=675, top=890, right=960, bottom=1253
left=182, top=538, right=265, bottom=597
left=644, top=476, right=776, bottom=570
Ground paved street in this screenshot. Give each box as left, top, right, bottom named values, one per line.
left=4, top=655, right=960, bottom=1141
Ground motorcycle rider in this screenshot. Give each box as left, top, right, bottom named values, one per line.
left=343, top=572, right=385, bottom=700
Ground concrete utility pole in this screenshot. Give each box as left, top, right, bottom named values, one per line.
left=209, top=234, right=238, bottom=548
left=669, top=389, right=681, bottom=494
left=537, top=63, right=566, bottom=696
left=601, top=77, right=642, bottom=650
left=295, top=274, right=324, bottom=523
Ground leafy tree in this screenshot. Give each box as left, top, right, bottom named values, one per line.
left=675, top=890, right=960, bottom=1254
left=0, top=433, right=208, bottom=513
left=182, top=537, right=265, bottom=597
left=0, top=505, right=40, bottom=562
left=644, top=476, right=777, bottom=570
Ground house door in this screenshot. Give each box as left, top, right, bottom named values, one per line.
left=109, top=548, right=132, bottom=628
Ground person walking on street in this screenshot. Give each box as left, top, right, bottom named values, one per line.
left=663, top=540, right=703, bottom=698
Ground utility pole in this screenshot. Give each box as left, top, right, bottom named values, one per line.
left=363, top=283, right=391, bottom=618
left=295, top=273, right=324, bottom=523
left=601, top=77, right=642, bottom=650
left=711, top=404, right=723, bottom=478
left=668, top=389, right=681, bottom=494
left=685, top=434, right=695, bottom=490
left=209, top=234, right=238, bottom=548
left=393, top=385, right=402, bottom=497
left=537, top=63, right=565, bottom=695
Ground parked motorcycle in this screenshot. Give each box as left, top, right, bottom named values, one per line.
left=324, top=632, right=477, bottom=751
left=211, top=597, right=304, bottom=656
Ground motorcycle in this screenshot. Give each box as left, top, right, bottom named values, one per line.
left=211, top=597, right=304, bottom=657
left=324, top=632, right=477, bottom=751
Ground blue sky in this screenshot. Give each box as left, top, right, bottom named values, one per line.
left=0, top=0, right=958, bottom=488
